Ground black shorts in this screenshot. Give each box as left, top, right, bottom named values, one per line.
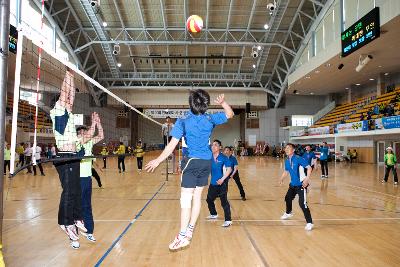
left=180, top=158, right=211, bottom=188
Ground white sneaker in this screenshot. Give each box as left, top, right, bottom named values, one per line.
left=395, top=182, right=398, bottom=185
left=185, top=228, right=194, bottom=240
left=206, top=214, right=218, bottom=220
left=168, top=235, right=190, bottom=251
left=320, top=175, right=325, bottom=179
left=325, top=175, right=329, bottom=178
left=221, top=221, right=232, bottom=227
left=280, top=212, right=293, bottom=220
left=74, top=220, right=87, bottom=233
left=60, top=225, right=79, bottom=241
left=305, top=223, right=314, bottom=231
left=70, top=240, right=80, bottom=249
left=86, top=234, right=96, bottom=242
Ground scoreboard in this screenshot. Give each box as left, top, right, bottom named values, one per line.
left=9, top=24, right=18, bottom=54
left=341, top=7, right=380, bottom=57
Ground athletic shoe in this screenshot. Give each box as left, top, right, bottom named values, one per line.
left=168, top=235, right=190, bottom=251
left=60, top=225, right=79, bottom=241
left=84, top=234, right=96, bottom=242
left=241, top=196, right=247, bottom=201
left=221, top=221, right=232, bottom=227
left=395, top=182, right=398, bottom=185
left=206, top=214, right=218, bottom=220
left=280, top=212, right=293, bottom=220
left=320, top=175, right=325, bottom=179
left=74, top=220, right=87, bottom=233
left=185, top=228, right=193, bottom=240
left=70, top=240, right=80, bottom=249
left=325, top=175, right=328, bottom=178
left=305, top=223, right=314, bottom=231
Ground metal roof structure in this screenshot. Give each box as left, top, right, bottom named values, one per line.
left=42, top=0, right=329, bottom=107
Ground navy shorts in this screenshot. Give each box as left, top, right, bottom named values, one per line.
left=180, top=158, right=211, bottom=188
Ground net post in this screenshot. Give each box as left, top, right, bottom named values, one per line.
left=0, top=0, right=11, bottom=258
left=166, top=128, right=169, bottom=181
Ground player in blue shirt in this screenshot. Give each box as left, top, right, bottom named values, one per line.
left=319, top=142, right=329, bottom=178
left=279, top=143, right=314, bottom=231
left=206, top=140, right=233, bottom=227
left=302, top=145, right=317, bottom=176
left=145, top=90, right=234, bottom=251
left=224, top=146, right=246, bottom=200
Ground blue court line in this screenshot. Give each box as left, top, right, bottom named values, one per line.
left=94, top=181, right=166, bottom=266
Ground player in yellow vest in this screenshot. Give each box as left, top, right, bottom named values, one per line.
left=76, top=115, right=104, bottom=244
left=134, top=141, right=145, bottom=172
left=100, top=145, right=108, bottom=169
left=4, top=144, right=11, bottom=175
left=115, top=142, right=126, bottom=173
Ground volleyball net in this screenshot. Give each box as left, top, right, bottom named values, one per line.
left=8, top=32, right=165, bottom=176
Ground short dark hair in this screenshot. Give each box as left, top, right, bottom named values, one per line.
left=120, top=142, right=123, bottom=145
left=213, top=139, right=222, bottom=147
left=224, top=146, right=232, bottom=151
left=166, top=116, right=171, bottom=119
left=137, top=141, right=142, bottom=144
left=286, top=143, right=295, bottom=149
left=76, top=125, right=88, bottom=133
left=189, top=89, right=210, bottom=115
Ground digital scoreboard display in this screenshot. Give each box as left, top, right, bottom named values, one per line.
left=9, top=24, right=18, bottom=54
left=341, top=7, right=380, bottom=57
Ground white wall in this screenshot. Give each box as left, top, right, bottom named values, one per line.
left=109, top=90, right=268, bottom=108
left=212, top=115, right=240, bottom=148
left=253, top=95, right=329, bottom=146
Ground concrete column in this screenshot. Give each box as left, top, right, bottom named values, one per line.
left=347, top=87, right=352, bottom=103
left=377, top=73, right=385, bottom=96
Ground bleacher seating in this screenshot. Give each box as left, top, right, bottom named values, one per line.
left=7, top=95, right=52, bottom=133
left=312, top=87, right=400, bottom=128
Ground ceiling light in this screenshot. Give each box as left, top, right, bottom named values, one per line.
left=295, top=92, right=300, bottom=95
left=102, top=22, right=108, bottom=27
left=384, top=72, right=389, bottom=76
left=325, top=63, right=331, bottom=67
left=257, top=45, right=262, bottom=50
left=264, top=24, right=269, bottom=30
left=369, top=78, right=375, bottom=81
left=305, top=76, right=310, bottom=79
left=252, top=64, right=256, bottom=68
left=117, top=63, right=122, bottom=67
left=315, top=70, right=320, bottom=74
left=345, top=87, right=349, bottom=90
left=378, top=65, right=382, bottom=68
left=355, top=83, right=361, bottom=86
left=310, top=92, right=314, bottom=95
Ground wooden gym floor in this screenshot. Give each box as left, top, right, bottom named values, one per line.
left=2, top=154, right=400, bottom=267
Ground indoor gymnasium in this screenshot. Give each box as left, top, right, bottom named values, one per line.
left=0, top=0, right=399, bottom=266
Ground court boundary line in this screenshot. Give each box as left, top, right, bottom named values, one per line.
left=340, top=182, right=400, bottom=199
left=4, top=217, right=400, bottom=222
left=94, top=181, right=166, bottom=267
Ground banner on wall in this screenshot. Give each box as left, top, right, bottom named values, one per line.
left=308, top=126, right=330, bottom=136
left=375, top=115, right=400, bottom=130
left=144, top=109, right=224, bottom=118
left=289, top=129, right=306, bottom=137
left=336, top=121, right=368, bottom=133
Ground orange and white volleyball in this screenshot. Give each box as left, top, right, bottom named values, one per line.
left=186, top=15, right=203, bottom=33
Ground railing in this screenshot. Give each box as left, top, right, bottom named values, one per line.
left=313, top=101, right=335, bottom=124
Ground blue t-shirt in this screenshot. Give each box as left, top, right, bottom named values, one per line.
left=210, top=153, right=232, bottom=185
left=285, top=155, right=310, bottom=186
left=303, top=151, right=316, bottom=166
left=170, top=111, right=228, bottom=160
left=319, top=147, right=329, bottom=160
